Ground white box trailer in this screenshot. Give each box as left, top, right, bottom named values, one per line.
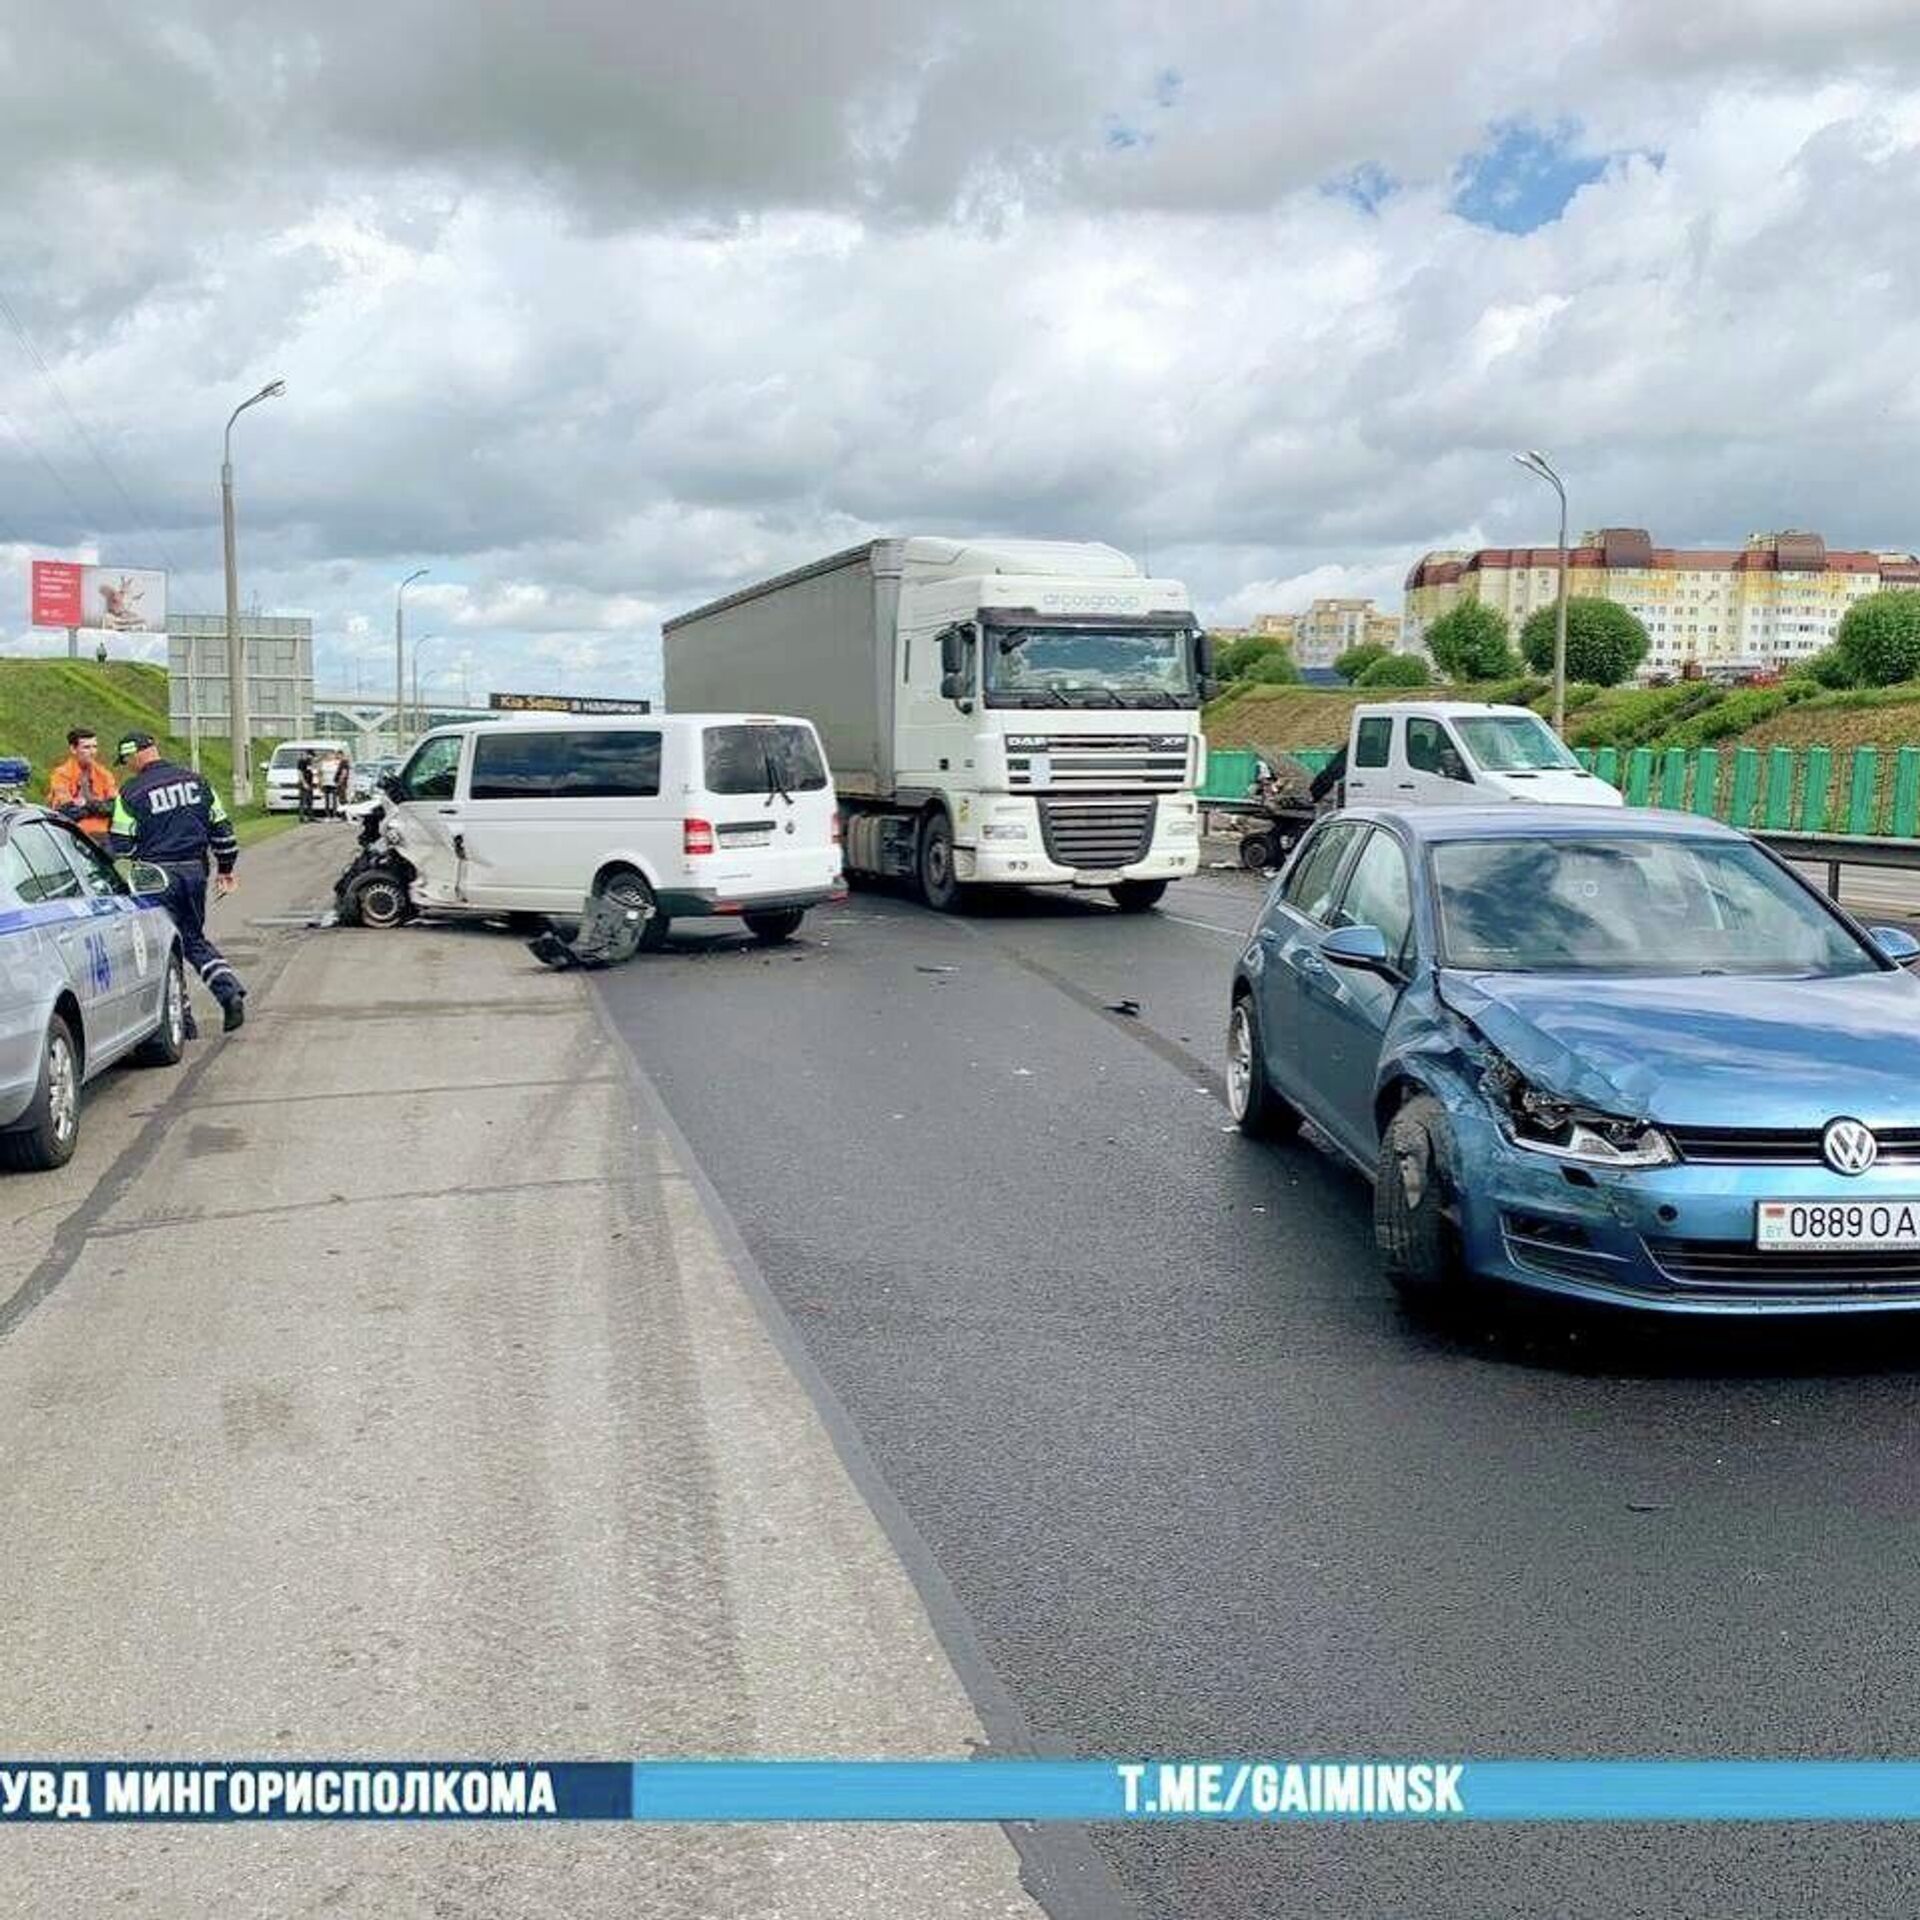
left=663, top=537, right=1209, bottom=911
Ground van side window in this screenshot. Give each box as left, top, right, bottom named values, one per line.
left=469, top=731, right=662, bottom=799
left=555, top=731, right=660, bottom=798
left=397, top=734, right=462, bottom=801
left=1354, top=718, right=1391, bottom=768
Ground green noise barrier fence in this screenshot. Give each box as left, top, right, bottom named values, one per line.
left=1199, top=740, right=1920, bottom=839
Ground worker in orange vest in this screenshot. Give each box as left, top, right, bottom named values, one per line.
left=46, top=726, right=119, bottom=841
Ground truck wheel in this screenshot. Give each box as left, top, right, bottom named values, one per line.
left=1109, top=880, right=1168, bottom=912
left=1239, top=831, right=1274, bottom=871
left=0, top=1013, right=81, bottom=1172
left=917, top=812, right=966, bottom=912
left=599, top=868, right=670, bottom=951
left=134, top=951, right=188, bottom=1067
left=1375, top=1095, right=1468, bottom=1306
left=1226, top=993, right=1300, bottom=1140
left=743, top=908, right=805, bottom=944
left=343, top=870, right=412, bottom=929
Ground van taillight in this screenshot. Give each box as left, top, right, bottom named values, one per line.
left=830, top=811, right=843, bottom=844
left=683, top=817, right=715, bottom=856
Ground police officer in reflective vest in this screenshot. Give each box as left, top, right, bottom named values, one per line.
left=107, top=731, right=248, bottom=1032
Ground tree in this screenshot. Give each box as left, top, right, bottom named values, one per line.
left=1246, top=650, right=1302, bottom=685
left=1804, top=645, right=1857, bottom=690
left=1216, top=634, right=1282, bottom=680
left=1835, top=590, right=1920, bottom=686
left=1357, top=653, right=1432, bottom=689
left=1334, top=641, right=1392, bottom=683
left=1424, top=600, right=1516, bottom=681
left=1518, top=597, right=1649, bottom=687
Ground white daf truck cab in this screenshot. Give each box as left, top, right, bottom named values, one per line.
left=1340, top=703, right=1622, bottom=809
left=663, top=538, right=1209, bottom=913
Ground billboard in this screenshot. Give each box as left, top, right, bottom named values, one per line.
left=488, top=692, right=652, bottom=715
left=31, top=562, right=167, bottom=633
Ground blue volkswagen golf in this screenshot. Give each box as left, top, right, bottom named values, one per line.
left=1228, top=805, right=1920, bottom=1313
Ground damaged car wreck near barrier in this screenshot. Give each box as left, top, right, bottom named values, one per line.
left=1228, top=805, right=1920, bottom=1314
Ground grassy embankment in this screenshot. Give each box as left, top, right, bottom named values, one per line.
left=0, top=657, right=296, bottom=845
left=1204, top=677, right=1920, bottom=758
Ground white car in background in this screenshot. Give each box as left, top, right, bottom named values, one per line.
left=261, top=738, right=351, bottom=813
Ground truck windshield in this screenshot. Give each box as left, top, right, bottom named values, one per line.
left=983, top=626, right=1197, bottom=708
left=1453, top=716, right=1578, bottom=772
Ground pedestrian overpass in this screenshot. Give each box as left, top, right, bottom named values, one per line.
left=310, top=697, right=497, bottom=760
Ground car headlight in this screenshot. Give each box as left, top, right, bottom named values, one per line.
left=1482, top=1060, right=1676, bottom=1168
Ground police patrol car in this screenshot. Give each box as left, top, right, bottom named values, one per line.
left=0, top=801, right=187, bottom=1171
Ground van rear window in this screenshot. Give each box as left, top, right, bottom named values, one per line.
left=703, top=724, right=827, bottom=796
left=470, top=729, right=661, bottom=799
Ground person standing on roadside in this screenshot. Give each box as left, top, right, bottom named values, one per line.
left=107, top=731, right=248, bottom=1032
left=331, top=753, right=351, bottom=820
left=297, top=750, right=317, bottom=823
left=46, top=727, right=118, bottom=843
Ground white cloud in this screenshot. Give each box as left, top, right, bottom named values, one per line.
left=0, top=6, right=1918, bottom=703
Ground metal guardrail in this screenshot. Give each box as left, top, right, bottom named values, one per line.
left=1753, top=831, right=1920, bottom=902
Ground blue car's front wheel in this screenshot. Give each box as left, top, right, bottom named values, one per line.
left=1375, top=1094, right=1467, bottom=1303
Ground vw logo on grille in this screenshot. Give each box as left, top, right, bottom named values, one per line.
left=1822, top=1118, right=1879, bottom=1176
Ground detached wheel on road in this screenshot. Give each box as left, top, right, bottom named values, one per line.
left=134, top=951, right=188, bottom=1068
left=743, top=908, right=805, bottom=944
left=917, top=811, right=966, bottom=913
left=342, top=869, right=413, bottom=929
left=1225, top=993, right=1300, bottom=1141
left=599, top=868, right=671, bottom=951
left=1109, top=880, right=1168, bottom=913
left=1375, top=1094, right=1467, bottom=1305
left=0, top=1012, right=81, bottom=1172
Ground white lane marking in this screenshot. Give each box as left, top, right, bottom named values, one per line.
left=1161, top=911, right=1251, bottom=939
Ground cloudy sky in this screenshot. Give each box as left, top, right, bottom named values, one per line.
left=2, top=0, right=1919, bottom=702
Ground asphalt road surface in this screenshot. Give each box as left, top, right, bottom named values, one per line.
left=598, top=868, right=1920, bottom=1920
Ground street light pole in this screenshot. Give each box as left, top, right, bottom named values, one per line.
left=222, top=379, right=285, bottom=806
left=411, top=635, right=439, bottom=736
left=1513, top=449, right=1570, bottom=737
left=395, top=569, right=428, bottom=753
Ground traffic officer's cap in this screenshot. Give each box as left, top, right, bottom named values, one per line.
left=114, top=730, right=156, bottom=764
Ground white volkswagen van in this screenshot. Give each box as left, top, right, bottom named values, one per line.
left=354, top=714, right=844, bottom=944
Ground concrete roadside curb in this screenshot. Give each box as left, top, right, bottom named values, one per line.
left=585, top=981, right=1145, bottom=1920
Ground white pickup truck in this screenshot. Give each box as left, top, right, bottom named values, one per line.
left=1336, top=701, right=1622, bottom=809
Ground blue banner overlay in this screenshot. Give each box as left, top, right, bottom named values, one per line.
left=12, top=1760, right=1920, bottom=1822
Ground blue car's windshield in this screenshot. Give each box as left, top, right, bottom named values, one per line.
left=1432, top=836, right=1880, bottom=976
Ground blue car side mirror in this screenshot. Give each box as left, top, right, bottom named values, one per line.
left=1322, top=924, right=1395, bottom=973
left=1869, top=925, right=1920, bottom=964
